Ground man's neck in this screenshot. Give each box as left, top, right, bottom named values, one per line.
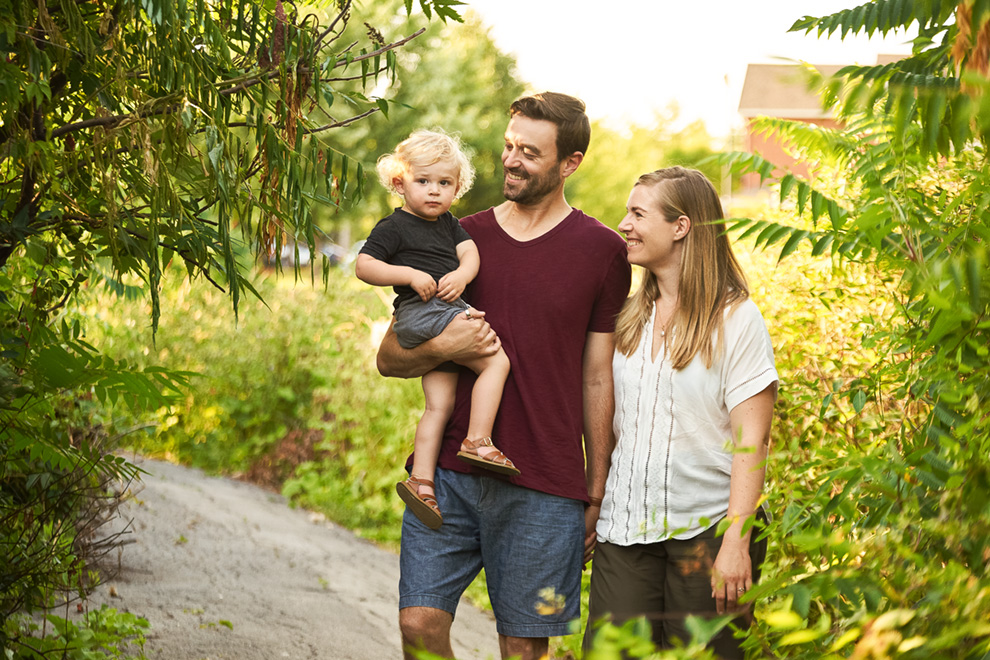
left=494, top=193, right=572, bottom=242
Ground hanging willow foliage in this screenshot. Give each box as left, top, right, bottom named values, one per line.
left=0, top=0, right=460, bottom=649
left=0, top=0, right=461, bottom=330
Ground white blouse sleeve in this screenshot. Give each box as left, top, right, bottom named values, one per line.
left=722, top=299, right=779, bottom=412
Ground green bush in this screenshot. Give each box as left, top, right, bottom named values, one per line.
left=1, top=257, right=163, bottom=656
left=709, top=3, right=990, bottom=652
left=4, top=605, right=148, bottom=659
left=85, top=224, right=901, bottom=659
left=87, top=266, right=425, bottom=545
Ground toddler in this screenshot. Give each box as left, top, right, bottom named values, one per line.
left=355, top=129, right=517, bottom=530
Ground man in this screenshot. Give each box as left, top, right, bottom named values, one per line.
left=377, top=92, right=632, bottom=660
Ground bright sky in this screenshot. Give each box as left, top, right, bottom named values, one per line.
left=463, top=0, right=915, bottom=138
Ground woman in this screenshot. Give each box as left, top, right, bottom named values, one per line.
left=585, top=167, right=778, bottom=659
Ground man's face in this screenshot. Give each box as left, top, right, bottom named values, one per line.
left=501, top=115, right=565, bottom=205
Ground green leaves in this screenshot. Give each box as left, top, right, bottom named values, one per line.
left=790, top=0, right=954, bottom=38
left=407, top=0, right=465, bottom=24
left=723, top=3, right=990, bottom=657
left=4, top=606, right=150, bottom=658
left=1, top=0, right=452, bottom=341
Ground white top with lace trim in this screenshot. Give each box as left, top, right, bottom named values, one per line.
left=597, top=298, right=778, bottom=545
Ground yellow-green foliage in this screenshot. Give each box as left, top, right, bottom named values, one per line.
left=83, top=191, right=931, bottom=660
left=85, top=267, right=424, bottom=546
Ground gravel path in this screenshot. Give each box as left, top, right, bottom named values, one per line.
left=86, top=458, right=501, bottom=659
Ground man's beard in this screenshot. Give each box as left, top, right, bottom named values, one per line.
left=502, top=165, right=562, bottom=205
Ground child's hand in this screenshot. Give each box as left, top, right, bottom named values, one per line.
left=437, top=270, right=469, bottom=302
left=409, top=270, right=437, bottom=302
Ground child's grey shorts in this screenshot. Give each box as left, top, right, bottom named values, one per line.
left=393, top=296, right=470, bottom=349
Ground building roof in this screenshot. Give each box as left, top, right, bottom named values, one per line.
left=738, top=63, right=845, bottom=119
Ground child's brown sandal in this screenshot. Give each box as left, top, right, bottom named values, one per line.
left=456, top=437, right=521, bottom=477
left=396, top=476, right=443, bottom=529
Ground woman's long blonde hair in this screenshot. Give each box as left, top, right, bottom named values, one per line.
left=614, top=167, right=749, bottom=369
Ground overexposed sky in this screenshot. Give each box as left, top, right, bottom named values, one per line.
left=464, top=1, right=914, bottom=137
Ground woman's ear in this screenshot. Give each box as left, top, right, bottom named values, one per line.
left=674, top=214, right=691, bottom=240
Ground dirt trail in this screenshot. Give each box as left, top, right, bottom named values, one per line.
left=86, top=458, right=500, bottom=659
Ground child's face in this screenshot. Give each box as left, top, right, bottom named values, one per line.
left=394, top=160, right=460, bottom=221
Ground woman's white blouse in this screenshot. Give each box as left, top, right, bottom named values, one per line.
left=597, top=299, right=778, bottom=545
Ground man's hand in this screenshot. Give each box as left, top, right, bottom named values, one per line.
left=409, top=270, right=437, bottom=302
left=377, top=310, right=501, bottom=379
left=437, top=270, right=470, bottom=302
left=583, top=504, right=600, bottom=567
left=440, top=310, right=501, bottom=363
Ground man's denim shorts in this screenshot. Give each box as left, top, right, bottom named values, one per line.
left=398, top=467, right=585, bottom=638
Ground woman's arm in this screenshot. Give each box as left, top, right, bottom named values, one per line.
left=711, top=384, right=776, bottom=614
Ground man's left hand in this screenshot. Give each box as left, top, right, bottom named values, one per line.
left=583, top=504, right=600, bottom=567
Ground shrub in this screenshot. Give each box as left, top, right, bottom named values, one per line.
left=86, top=266, right=424, bottom=545
left=1, top=260, right=163, bottom=655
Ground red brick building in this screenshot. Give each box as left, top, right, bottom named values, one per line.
left=737, top=63, right=844, bottom=190
left=737, top=57, right=904, bottom=190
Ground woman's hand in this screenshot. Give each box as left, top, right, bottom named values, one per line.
left=711, top=534, right=753, bottom=615
left=713, top=385, right=776, bottom=614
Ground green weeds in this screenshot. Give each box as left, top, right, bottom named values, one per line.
left=3, top=606, right=148, bottom=659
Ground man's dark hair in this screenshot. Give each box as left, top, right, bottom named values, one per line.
left=509, top=92, right=591, bottom=161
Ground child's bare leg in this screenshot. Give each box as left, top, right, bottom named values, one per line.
left=408, top=369, right=458, bottom=500
left=459, top=347, right=513, bottom=465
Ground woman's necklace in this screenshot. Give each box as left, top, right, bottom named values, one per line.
left=658, top=315, right=672, bottom=337
left=656, top=299, right=678, bottom=337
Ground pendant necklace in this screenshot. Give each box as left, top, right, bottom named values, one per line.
left=657, top=301, right=678, bottom=338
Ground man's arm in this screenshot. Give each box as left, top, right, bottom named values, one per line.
left=582, top=330, right=616, bottom=564
left=376, top=313, right=502, bottom=379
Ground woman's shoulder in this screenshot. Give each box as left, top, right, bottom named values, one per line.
left=723, top=297, right=771, bottom=333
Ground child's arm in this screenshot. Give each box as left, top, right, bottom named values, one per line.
left=355, top=253, right=437, bottom=302
left=437, top=239, right=479, bottom=303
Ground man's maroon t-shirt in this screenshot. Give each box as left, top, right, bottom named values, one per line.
left=429, top=207, right=631, bottom=502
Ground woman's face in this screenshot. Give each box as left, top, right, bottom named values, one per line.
left=617, top=183, right=683, bottom=271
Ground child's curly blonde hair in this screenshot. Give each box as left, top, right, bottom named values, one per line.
left=376, top=129, right=475, bottom=200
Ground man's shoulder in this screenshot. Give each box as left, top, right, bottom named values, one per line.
left=458, top=207, right=495, bottom=229
left=568, top=208, right=627, bottom=248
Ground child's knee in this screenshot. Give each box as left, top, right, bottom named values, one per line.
left=493, top=348, right=511, bottom=376
left=423, top=392, right=456, bottom=418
